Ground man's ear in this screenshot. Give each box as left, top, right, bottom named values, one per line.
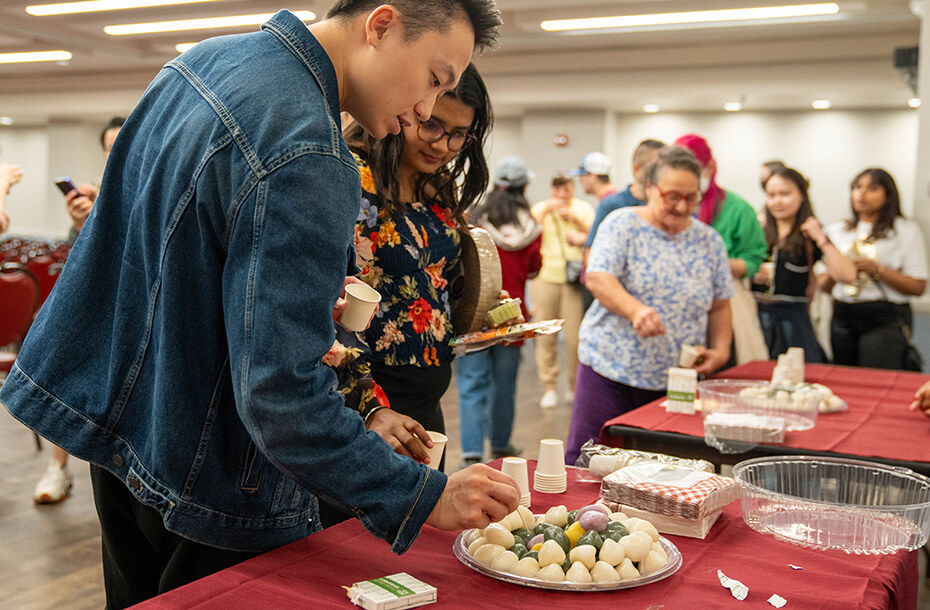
left=365, top=5, right=400, bottom=46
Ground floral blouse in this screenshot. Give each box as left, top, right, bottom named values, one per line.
left=354, top=156, right=462, bottom=367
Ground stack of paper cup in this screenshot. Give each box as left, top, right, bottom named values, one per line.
left=534, top=439, right=567, bottom=493
left=501, top=457, right=531, bottom=507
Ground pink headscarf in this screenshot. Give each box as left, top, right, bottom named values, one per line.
left=674, top=134, right=725, bottom=225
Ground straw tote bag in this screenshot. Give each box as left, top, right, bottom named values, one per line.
left=731, top=277, right=770, bottom=364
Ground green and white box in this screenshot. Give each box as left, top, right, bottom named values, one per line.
left=347, top=572, right=437, bottom=610
left=666, top=367, right=698, bottom=414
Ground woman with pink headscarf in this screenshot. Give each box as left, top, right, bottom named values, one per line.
left=675, top=134, right=768, bottom=365
left=675, top=134, right=768, bottom=280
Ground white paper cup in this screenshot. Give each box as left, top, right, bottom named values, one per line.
left=340, top=283, right=381, bottom=332
left=678, top=344, right=702, bottom=368
left=422, top=431, right=447, bottom=470
left=761, top=261, right=775, bottom=283
left=501, top=457, right=530, bottom=496
left=536, top=438, right=566, bottom=476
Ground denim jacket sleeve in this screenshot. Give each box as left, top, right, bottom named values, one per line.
left=222, top=151, right=444, bottom=553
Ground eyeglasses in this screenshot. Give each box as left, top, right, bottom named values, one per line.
left=655, top=186, right=701, bottom=206
left=416, top=119, right=476, bottom=152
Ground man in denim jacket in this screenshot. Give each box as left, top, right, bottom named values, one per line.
left=0, top=3, right=517, bottom=606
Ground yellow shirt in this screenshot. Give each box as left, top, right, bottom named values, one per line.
left=531, top=197, right=595, bottom=284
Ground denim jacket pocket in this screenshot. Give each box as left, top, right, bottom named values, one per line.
left=238, top=441, right=265, bottom=494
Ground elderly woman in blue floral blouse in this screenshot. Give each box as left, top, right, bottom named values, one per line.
left=565, top=146, right=734, bottom=463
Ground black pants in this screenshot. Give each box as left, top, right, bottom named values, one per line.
left=831, top=300, right=911, bottom=369
left=90, top=465, right=260, bottom=609
left=370, top=362, right=451, bottom=436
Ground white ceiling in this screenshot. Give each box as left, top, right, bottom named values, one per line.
left=0, top=0, right=922, bottom=123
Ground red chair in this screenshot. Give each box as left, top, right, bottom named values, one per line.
left=24, top=254, right=62, bottom=307
left=0, top=263, right=40, bottom=374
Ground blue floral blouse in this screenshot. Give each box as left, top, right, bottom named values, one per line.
left=354, top=157, right=461, bottom=367
left=579, top=208, right=733, bottom=390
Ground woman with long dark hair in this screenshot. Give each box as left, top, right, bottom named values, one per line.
left=821, top=168, right=927, bottom=369
left=344, top=63, right=493, bottom=447
left=751, top=166, right=855, bottom=360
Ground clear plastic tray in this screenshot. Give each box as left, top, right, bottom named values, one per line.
left=452, top=530, right=682, bottom=591
left=733, top=456, right=930, bottom=554
left=698, top=379, right=822, bottom=432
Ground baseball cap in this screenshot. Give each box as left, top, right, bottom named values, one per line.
left=569, top=152, right=612, bottom=176
left=494, top=156, right=534, bottom=188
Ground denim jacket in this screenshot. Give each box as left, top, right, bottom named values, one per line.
left=0, top=10, right=445, bottom=553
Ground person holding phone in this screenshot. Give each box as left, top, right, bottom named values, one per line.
left=30, top=117, right=126, bottom=506
left=0, top=161, right=23, bottom=234
left=57, top=117, right=124, bottom=243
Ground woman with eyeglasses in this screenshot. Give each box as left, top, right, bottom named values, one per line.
left=750, top=166, right=855, bottom=361
left=565, top=146, right=734, bottom=463
left=341, top=63, right=493, bottom=465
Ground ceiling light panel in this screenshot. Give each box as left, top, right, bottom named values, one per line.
left=105, top=11, right=316, bottom=35
left=26, top=0, right=224, bottom=16
left=0, top=50, right=73, bottom=64
left=541, top=3, right=840, bottom=32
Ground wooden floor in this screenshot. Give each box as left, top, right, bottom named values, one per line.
left=0, top=342, right=927, bottom=608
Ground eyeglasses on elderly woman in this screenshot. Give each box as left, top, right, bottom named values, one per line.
left=416, top=118, right=476, bottom=152
left=654, top=185, right=701, bottom=206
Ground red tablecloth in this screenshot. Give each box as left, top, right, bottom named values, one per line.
left=136, top=460, right=916, bottom=609
left=601, top=362, right=930, bottom=463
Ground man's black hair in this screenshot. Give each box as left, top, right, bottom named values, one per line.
left=326, top=0, right=501, bottom=52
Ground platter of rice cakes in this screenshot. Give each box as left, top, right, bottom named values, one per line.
left=453, top=503, right=682, bottom=591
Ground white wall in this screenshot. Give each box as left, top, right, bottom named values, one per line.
left=1, top=121, right=108, bottom=239
left=2, top=107, right=920, bottom=239
left=486, top=108, right=918, bottom=225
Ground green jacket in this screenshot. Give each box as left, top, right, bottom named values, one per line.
left=711, top=190, right=768, bottom=278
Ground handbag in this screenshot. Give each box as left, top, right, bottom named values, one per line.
left=552, top=215, right=582, bottom=285
left=875, top=282, right=924, bottom=372
left=731, top=277, right=771, bottom=364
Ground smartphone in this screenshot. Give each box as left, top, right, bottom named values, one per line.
left=53, top=176, right=77, bottom=196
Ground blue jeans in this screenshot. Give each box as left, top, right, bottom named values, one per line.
left=456, top=344, right=522, bottom=458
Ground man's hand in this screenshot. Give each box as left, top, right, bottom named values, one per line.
left=425, top=465, right=520, bottom=531
left=631, top=305, right=664, bottom=337
left=366, top=408, right=432, bottom=463
left=0, top=208, right=9, bottom=234
left=65, top=184, right=97, bottom=232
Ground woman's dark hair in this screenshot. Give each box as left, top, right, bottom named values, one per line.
left=471, top=186, right=530, bottom=229
left=845, top=168, right=903, bottom=241
left=763, top=167, right=815, bottom=259
left=643, top=145, right=702, bottom=185
left=345, top=63, right=492, bottom=228
left=100, top=116, right=125, bottom=149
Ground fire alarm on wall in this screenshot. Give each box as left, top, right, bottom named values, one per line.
left=553, top=134, right=569, bottom=147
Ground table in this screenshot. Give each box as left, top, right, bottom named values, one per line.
left=137, top=460, right=916, bottom=609
left=602, top=361, right=930, bottom=475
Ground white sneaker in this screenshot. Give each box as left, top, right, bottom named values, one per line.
left=33, top=460, right=73, bottom=505
left=540, top=389, right=558, bottom=409
left=565, top=390, right=575, bottom=405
